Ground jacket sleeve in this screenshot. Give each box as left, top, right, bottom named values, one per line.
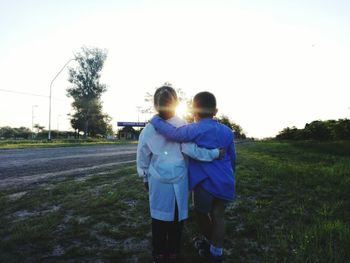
left=136, top=131, right=152, bottom=182
left=150, top=115, right=200, bottom=142
left=181, top=143, right=219, bottom=161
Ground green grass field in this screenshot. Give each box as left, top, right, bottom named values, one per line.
left=0, top=141, right=349, bottom=262
left=0, top=139, right=137, bottom=149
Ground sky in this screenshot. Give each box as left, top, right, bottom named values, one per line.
left=0, top=0, right=349, bottom=138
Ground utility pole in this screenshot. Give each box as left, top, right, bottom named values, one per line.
left=32, top=105, right=38, bottom=139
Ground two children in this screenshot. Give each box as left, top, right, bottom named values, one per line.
left=137, top=86, right=223, bottom=263
left=150, top=91, right=236, bottom=262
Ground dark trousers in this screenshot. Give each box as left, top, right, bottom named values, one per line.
left=152, top=203, right=184, bottom=256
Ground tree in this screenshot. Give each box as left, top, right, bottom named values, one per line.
left=333, top=119, right=350, bottom=140
left=216, top=115, right=246, bottom=139
left=67, top=47, right=112, bottom=137
left=276, top=126, right=306, bottom=140
left=304, top=120, right=332, bottom=140
left=0, top=126, right=16, bottom=138
left=33, top=124, right=45, bottom=134
left=0, top=126, right=31, bottom=139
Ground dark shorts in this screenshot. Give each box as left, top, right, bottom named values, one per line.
left=193, top=185, right=228, bottom=214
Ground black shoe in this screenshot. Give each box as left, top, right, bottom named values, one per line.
left=210, top=253, right=224, bottom=263
left=192, top=236, right=210, bottom=257
left=167, top=253, right=179, bottom=263
left=153, top=254, right=166, bottom=263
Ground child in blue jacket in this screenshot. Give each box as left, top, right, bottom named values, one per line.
left=151, top=91, right=236, bottom=262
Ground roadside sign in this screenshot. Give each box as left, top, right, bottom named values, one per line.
left=117, top=122, right=147, bottom=127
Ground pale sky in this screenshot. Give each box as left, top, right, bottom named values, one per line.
left=0, top=0, right=349, bottom=138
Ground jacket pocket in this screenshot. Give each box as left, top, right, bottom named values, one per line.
left=149, top=159, right=187, bottom=184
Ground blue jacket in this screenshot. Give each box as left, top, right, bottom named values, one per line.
left=151, top=116, right=236, bottom=201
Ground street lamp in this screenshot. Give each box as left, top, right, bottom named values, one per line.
left=32, top=105, right=38, bottom=139
left=141, top=109, right=147, bottom=122
left=57, top=114, right=61, bottom=139
left=48, top=58, right=75, bottom=140
left=136, top=106, right=142, bottom=122
left=57, top=114, right=61, bottom=131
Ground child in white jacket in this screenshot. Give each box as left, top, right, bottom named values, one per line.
left=137, top=85, right=220, bottom=263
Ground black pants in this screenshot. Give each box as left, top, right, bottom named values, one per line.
left=152, top=203, right=184, bottom=256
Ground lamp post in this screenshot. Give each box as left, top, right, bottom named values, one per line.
left=141, top=109, right=147, bottom=122
left=57, top=114, right=61, bottom=139
left=48, top=58, right=75, bottom=140
left=32, top=105, right=38, bottom=139
left=57, top=114, right=61, bottom=131
left=136, top=106, right=142, bottom=122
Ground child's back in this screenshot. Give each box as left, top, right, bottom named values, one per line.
left=188, top=118, right=235, bottom=201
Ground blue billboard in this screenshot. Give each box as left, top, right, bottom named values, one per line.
left=117, top=122, right=147, bottom=127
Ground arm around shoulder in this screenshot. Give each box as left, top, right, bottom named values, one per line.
left=150, top=115, right=200, bottom=142
left=181, top=143, right=219, bottom=161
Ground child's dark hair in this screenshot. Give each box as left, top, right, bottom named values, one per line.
left=192, top=91, right=217, bottom=118
left=153, top=85, right=178, bottom=113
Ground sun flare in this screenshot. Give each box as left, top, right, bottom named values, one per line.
left=176, top=101, right=189, bottom=117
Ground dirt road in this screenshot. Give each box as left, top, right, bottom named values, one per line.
left=0, top=144, right=137, bottom=189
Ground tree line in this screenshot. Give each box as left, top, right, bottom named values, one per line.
left=0, top=126, right=77, bottom=140
left=276, top=119, right=350, bottom=140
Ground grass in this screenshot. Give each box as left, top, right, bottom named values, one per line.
left=0, top=139, right=137, bottom=149
left=0, top=141, right=349, bottom=262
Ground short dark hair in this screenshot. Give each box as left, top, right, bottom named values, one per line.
left=192, top=91, right=217, bottom=118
